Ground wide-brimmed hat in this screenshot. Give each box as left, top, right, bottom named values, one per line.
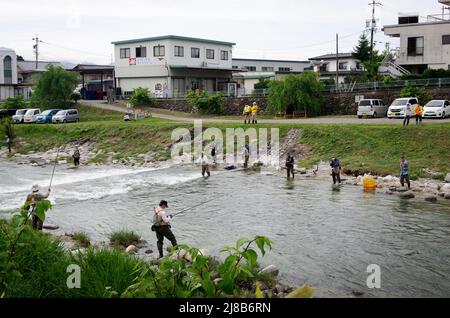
left=31, top=184, right=40, bottom=193
left=159, top=200, right=168, bottom=207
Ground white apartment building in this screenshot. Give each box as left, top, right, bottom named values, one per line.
left=309, top=53, right=363, bottom=83
left=232, top=58, right=311, bottom=73
left=0, top=47, right=18, bottom=100
left=112, top=35, right=236, bottom=98
left=383, top=1, right=450, bottom=73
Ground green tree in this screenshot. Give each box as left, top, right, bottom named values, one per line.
left=267, top=72, right=324, bottom=116
left=400, top=84, right=432, bottom=104
left=2, top=96, right=27, bottom=110
left=352, top=33, right=371, bottom=63
left=129, top=87, right=155, bottom=106
left=31, top=65, right=79, bottom=109
left=186, top=90, right=224, bottom=114
left=254, top=78, right=271, bottom=90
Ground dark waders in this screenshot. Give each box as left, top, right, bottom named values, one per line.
left=332, top=170, right=341, bottom=184
left=154, top=225, right=178, bottom=258
left=286, top=164, right=294, bottom=179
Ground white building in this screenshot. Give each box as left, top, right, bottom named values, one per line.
left=383, top=1, right=450, bottom=73
left=0, top=47, right=18, bottom=100
left=112, top=35, right=236, bottom=98
left=309, top=53, right=364, bottom=83
left=17, top=60, right=64, bottom=85
left=232, top=58, right=311, bottom=73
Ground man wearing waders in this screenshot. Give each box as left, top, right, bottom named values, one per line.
left=286, top=153, right=295, bottom=179
left=243, top=144, right=250, bottom=168
left=330, top=156, right=341, bottom=185
left=72, top=146, right=80, bottom=167
left=210, top=139, right=217, bottom=164
left=400, top=155, right=411, bottom=189
left=197, top=152, right=211, bottom=177
left=152, top=200, right=177, bottom=259
left=5, top=135, right=12, bottom=153
left=26, top=185, right=51, bottom=230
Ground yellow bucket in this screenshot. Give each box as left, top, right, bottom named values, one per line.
left=363, top=175, right=377, bottom=189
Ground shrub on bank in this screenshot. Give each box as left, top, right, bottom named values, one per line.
left=186, top=90, right=224, bottom=114
left=129, top=87, right=155, bottom=107
left=109, top=230, right=141, bottom=247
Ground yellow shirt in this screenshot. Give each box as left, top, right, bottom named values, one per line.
left=243, top=105, right=251, bottom=114
left=251, top=105, right=258, bottom=114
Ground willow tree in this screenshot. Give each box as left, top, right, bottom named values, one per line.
left=31, top=65, right=79, bottom=109
left=266, top=72, right=324, bottom=116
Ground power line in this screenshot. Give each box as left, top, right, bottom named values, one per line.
left=40, top=41, right=110, bottom=58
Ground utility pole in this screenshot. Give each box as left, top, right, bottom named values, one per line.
left=32, top=36, right=42, bottom=70
left=336, top=33, right=339, bottom=92
left=368, top=1, right=382, bottom=73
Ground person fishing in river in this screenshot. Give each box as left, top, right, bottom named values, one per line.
left=72, top=146, right=80, bottom=167
left=330, top=155, right=342, bottom=185
left=197, top=152, right=211, bottom=178
left=286, top=152, right=295, bottom=179
left=26, top=184, right=51, bottom=230
left=152, top=200, right=177, bottom=259
left=400, top=155, right=411, bottom=190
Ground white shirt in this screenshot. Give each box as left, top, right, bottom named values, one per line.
left=197, top=155, right=209, bottom=165
left=154, top=207, right=172, bottom=225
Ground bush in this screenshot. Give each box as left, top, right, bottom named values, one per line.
left=186, top=90, right=224, bottom=114
left=2, top=95, right=27, bottom=110
left=72, top=232, right=90, bottom=248
left=400, top=84, right=432, bottom=104
left=129, top=87, right=155, bottom=107
left=266, top=72, right=324, bottom=116
left=254, top=78, right=272, bottom=90
left=71, top=92, right=81, bottom=104
left=109, top=230, right=141, bottom=247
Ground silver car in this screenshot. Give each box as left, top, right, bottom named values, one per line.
left=52, top=109, right=79, bottom=123
left=12, top=109, right=28, bottom=123
left=357, top=99, right=387, bottom=118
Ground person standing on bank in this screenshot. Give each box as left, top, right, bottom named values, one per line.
left=415, top=104, right=423, bottom=126
left=251, top=102, right=259, bottom=124
left=400, top=155, right=411, bottom=189
left=152, top=200, right=178, bottom=259
left=72, top=146, right=80, bottom=167
left=286, top=153, right=295, bottom=179
left=243, top=105, right=251, bottom=124
left=403, top=103, right=412, bottom=126
left=26, top=185, right=51, bottom=230
left=5, top=135, right=12, bottom=153
left=330, top=155, right=342, bottom=185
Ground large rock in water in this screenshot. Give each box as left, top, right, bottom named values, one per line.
left=445, top=193, right=450, bottom=200
left=424, top=195, right=437, bottom=202
left=445, top=173, right=450, bottom=183
left=259, top=265, right=279, bottom=277
left=399, top=191, right=415, bottom=199
left=442, top=184, right=450, bottom=192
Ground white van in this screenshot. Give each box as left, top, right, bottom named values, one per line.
left=387, top=98, right=419, bottom=119
left=357, top=99, right=387, bottom=118
left=23, top=109, right=41, bottom=123
left=12, top=109, right=28, bottom=123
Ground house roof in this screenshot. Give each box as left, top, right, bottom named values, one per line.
left=309, top=53, right=355, bottom=60
left=17, top=60, right=63, bottom=72
left=232, top=58, right=311, bottom=64
left=111, top=35, right=236, bottom=46
left=72, top=64, right=114, bottom=71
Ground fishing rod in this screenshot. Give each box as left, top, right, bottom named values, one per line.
left=48, top=146, right=62, bottom=189
left=171, top=199, right=214, bottom=217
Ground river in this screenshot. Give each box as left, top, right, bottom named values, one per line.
left=0, top=159, right=449, bottom=297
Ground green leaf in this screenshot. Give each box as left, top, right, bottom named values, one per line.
left=286, top=285, right=315, bottom=298
left=219, top=255, right=238, bottom=275
left=255, top=237, right=266, bottom=256
left=243, top=249, right=258, bottom=268
left=218, top=273, right=234, bottom=295
left=236, top=237, right=249, bottom=250
left=34, top=207, right=45, bottom=222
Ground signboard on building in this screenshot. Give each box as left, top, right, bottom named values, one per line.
left=129, top=57, right=152, bottom=66
left=155, top=83, right=162, bottom=91
left=129, top=58, right=136, bottom=66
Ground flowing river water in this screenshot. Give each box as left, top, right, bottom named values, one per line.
left=1, top=159, right=449, bottom=297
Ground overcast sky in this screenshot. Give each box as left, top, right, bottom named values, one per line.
left=0, top=0, right=445, bottom=64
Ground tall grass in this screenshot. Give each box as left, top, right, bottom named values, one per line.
left=109, top=230, right=141, bottom=247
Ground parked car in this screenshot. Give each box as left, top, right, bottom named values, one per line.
left=11, top=109, right=28, bottom=123
left=357, top=99, right=387, bottom=118
left=23, top=109, right=41, bottom=123
left=422, top=100, right=450, bottom=119
left=52, top=109, right=79, bottom=123
left=387, top=98, right=419, bottom=119
left=36, top=109, right=62, bottom=124
left=0, top=109, right=18, bottom=119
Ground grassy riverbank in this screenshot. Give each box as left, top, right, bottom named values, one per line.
left=0, top=219, right=299, bottom=298
left=299, top=124, right=450, bottom=178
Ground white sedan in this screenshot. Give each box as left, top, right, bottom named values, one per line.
left=422, top=100, right=450, bottom=119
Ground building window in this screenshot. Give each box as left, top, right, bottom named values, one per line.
left=443, top=35, right=450, bottom=45
left=356, top=62, right=362, bottom=70
left=191, top=47, right=200, bottom=58
left=407, top=37, right=424, bottom=56
left=153, top=45, right=165, bottom=57
left=136, top=47, right=146, bottom=58
left=262, top=66, right=274, bottom=72
left=279, top=67, right=291, bottom=72
left=221, top=50, right=229, bottom=60
left=338, top=62, right=348, bottom=70
left=319, top=64, right=328, bottom=72
left=206, top=49, right=215, bottom=59
left=3, top=56, right=12, bottom=84
left=174, top=46, right=184, bottom=57
left=232, top=65, right=239, bottom=69
left=244, top=66, right=256, bottom=71
left=120, top=48, right=130, bottom=59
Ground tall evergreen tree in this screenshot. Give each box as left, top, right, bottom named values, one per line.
left=352, top=33, right=371, bottom=63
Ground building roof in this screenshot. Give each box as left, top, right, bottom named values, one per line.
left=233, top=72, right=276, bottom=79
left=309, top=53, right=355, bottom=60
left=232, top=58, right=311, bottom=64
left=0, top=47, right=15, bottom=52
left=17, top=60, right=63, bottom=73
left=111, top=35, right=236, bottom=46
left=72, top=64, right=114, bottom=71
left=383, top=19, right=450, bottom=31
